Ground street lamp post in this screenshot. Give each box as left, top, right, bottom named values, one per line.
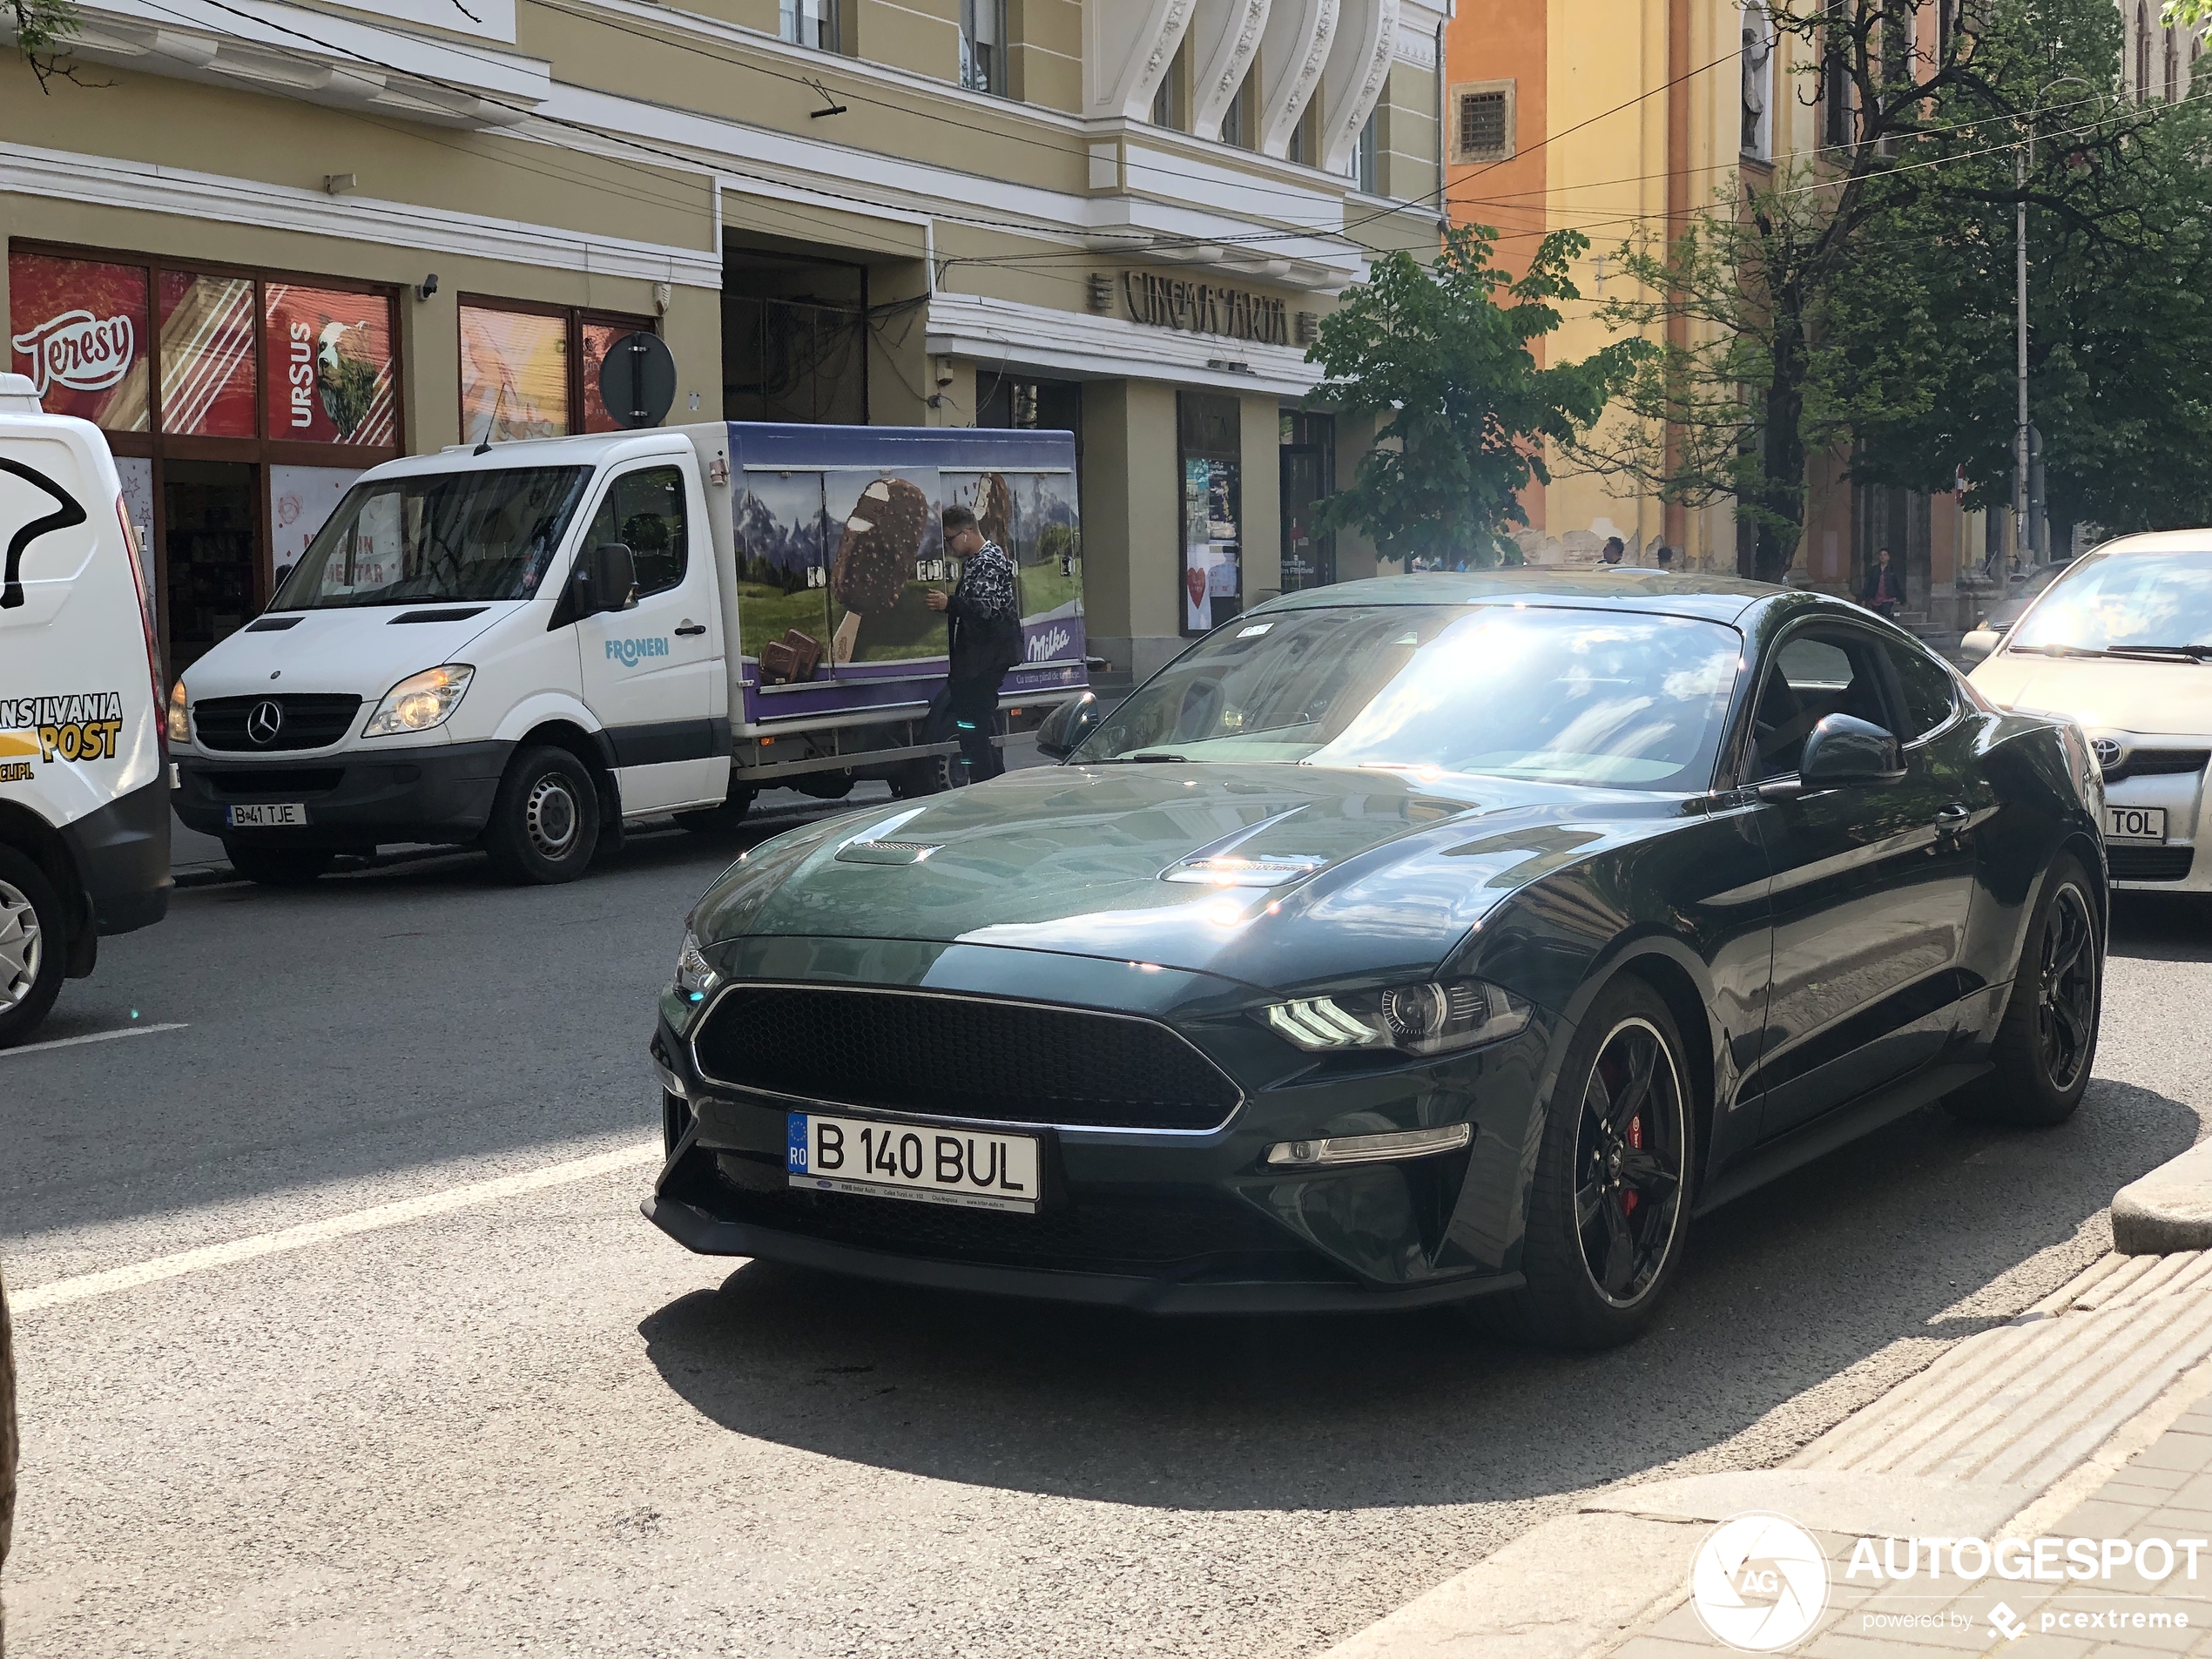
left=2014, top=76, right=2096, bottom=575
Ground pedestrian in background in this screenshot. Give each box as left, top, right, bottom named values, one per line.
left=1861, top=546, right=1905, bottom=621
left=1600, top=536, right=1626, bottom=567
left=1656, top=544, right=1676, bottom=571
left=925, top=505, right=1023, bottom=783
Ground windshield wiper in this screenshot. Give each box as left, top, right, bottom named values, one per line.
left=2103, top=644, right=2212, bottom=662
left=1096, top=752, right=1189, bottom=763
left=2006, top=643, right=2111, bottom=658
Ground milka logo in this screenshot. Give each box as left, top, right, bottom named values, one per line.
left=10, top=309, right=135, bottom=396
left=605, top=637, right=670, bottom=667
left=1026, top=624, right=1073, bottom=663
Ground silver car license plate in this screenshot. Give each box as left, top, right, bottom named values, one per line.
left=786, top=1112, right=1040, bottom=1214
left=2106, top=805, right=2167, bottom=842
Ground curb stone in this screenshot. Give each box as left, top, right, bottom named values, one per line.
left=2113, top=1136, right=2212, bottom=1255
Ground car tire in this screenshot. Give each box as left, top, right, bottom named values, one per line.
left=675, top=787, right=756, bottom=835
left=1944, top=853, right=2101, bottom=1128
left=223, top=842, right=337, bottom=887
left=0, top=845, right=67, bottom=1050
left=1465, top=978, right=1697, bottom=1350
left=482, top=745, right=601, bottom=885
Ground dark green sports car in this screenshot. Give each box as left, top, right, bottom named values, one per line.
left=644, top=573, right=2106, bottom=1346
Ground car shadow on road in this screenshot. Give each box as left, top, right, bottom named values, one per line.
left=638, top=1078, right=2196, bottom=1514
left=2107, top=892, right=2212, bottom=962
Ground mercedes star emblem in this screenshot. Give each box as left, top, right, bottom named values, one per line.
left=246, top=699, right=285, bottom=745
left=2092, top=738, right=2122, bottom=772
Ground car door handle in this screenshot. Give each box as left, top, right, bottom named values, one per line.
left=1933, top=803, right=1971, bottom=826
left=674, top=621, right=707, bottom=637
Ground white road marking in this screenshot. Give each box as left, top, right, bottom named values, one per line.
left=2, top=1022, right=188, bottom=1057
left=13, top=1139, right=664, bottom=1313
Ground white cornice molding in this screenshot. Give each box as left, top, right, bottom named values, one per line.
left=1188, top=0, right=1270, bottom=142
left=927, top=290, right=1322, bottom=397
left=1084, top=0, right=1198, bottom=121
left=0, top=140, right=721, bottom=286
left=1318, top=0, right=1400, bottom=174
left=1258, top=0, right=1339, bottom=158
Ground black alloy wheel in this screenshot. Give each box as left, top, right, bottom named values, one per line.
left=1466, top=978, right=1696, bottom=1349
left=1946, top=853, right=2102, bottom=1127
left=1573, top=1017, right=1689, bottom=1309
left=2034, top=882, right=2097, bottom=1095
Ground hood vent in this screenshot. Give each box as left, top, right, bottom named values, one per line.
left=835, top=839, right=943, bottom=867
left=1163, top=853, right=1327, bottom=887
left=390, top=607, right=489, bottom=624
left=246, top=616, right=303, bottom=632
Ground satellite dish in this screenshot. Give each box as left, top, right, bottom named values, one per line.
left=597, top=331, right=678, bottom=429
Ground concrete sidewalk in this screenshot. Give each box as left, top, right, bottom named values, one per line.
left=1325, top=1150, right=2212, bottom=1659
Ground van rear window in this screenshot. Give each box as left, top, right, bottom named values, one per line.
left=270, top=467, right=591, bottom=610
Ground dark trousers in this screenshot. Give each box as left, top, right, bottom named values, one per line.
left=946, top=673, right=1005, bottom=781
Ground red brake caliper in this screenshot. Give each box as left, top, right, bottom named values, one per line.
left=1622, top=1115, right=1642, bottom=1217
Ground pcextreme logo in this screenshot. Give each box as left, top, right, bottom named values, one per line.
left=1689, top=1513, right=1831, bottom=1652
left=604, top=637, right=670, bottom=668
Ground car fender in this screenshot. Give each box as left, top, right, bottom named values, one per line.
left=490, top=691, right=604, bottom=751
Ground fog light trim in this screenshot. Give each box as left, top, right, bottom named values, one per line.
left=1265, top=1122, right=1472, bottom=1168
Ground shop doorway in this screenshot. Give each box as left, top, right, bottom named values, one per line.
left=162, top=459, right=260, bottom=670
left=1279, top=410, right=1335, bottom=591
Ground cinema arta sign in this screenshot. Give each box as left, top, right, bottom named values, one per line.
left=1122, top=271, right=1291, bottom=347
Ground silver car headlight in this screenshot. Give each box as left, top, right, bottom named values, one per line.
left=1264, top=977, right=1533, bottom=1057
left=674, top=928, right=720, bottom=1004
left=362, top=664, right=474, bottom=737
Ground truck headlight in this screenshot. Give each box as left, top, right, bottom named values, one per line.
left=362, top=664, right=474, bottom=737
left=1264, top=977, right=1533, bottom=1057
left=166, top=678, right=190, bottom=744
left=674, top=929, right=719, bottom=1003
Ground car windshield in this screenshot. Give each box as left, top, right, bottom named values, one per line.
left=2010, top=550, right=2212, bottom=654
left=271, top=466, right=592, bottom=610
left=1076, top=604, right=1744, bottom=790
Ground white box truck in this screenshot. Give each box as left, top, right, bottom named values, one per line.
left=168, top=421, right=1088, bottom=884
left=0, top=373, right=172, bottom=1047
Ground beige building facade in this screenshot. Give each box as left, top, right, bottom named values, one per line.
left=3, top=0, right=1448, bottom=680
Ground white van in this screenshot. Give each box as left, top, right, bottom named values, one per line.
left=168, top=421, right=1088, bottom=885
left=0, top=374, right=172, bottom=1046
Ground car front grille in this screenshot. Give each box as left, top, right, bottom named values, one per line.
left=2109, top=845, right=2195, bottom=881
left=2106, top=749, right=2210, bottom=784
left=712, top=1151, right=1318, bottom=1275
left=194, top=694, right=363, bottom=752
left=199, top=767, right=346, bottom=798
left=691, top=984, right=1242, bottom=1131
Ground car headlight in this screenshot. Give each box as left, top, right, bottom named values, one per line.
left=361, top=664, right=474, bottom=737
left=1264, top=977, right=1533, bottom=1057
left=674, top=929, right=720, bottom=1004
left=167, top=678, right=190, bottom=744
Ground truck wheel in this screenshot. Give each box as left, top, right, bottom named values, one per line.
left=223, top=842, right=337, bottom=887
left=0, top=845, right=66, bottom=1049
left=675, top=787, right=756, bottom=835
left=483, top=745, right=600, bottom=884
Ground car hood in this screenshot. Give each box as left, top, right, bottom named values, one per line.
left=179, top=604, right=519, bottom=706
left=693, top=763, right=1688, bottom=992
left=1971, top=652, right=2212, bottom=736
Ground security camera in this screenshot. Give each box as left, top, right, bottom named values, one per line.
left=415, top=273, right=440, bottom=301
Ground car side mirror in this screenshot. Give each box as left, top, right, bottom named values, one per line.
left=1035, top=691, right=1100, bottom=760
left=582, top=542, right=637, bottom=616
left=1959, top=629, right=1999, bottom=665
left=1762, top=713, right=1905, bottom=800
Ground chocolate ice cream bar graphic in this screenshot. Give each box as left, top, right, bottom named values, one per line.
left=830, top=476, right=928, bottom=663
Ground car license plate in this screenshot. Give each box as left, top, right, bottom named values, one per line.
left=224, top=802, right=308, bottom=828
left=786, top=1112, right=1040, bottom=1214
left=2106, top=805, right=2167, bottom=843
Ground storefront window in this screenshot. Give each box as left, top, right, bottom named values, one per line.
left=158, top=272, right=258, bottom=439
left=263, top=284, right=398, bottom=447
left=1279, top=408, right=1336, bottom=591
left=580, top=319, right=632, bottom=434
left=1179, top=392, right=1241, bottom=635
left=7, top=250, right=151, bottom=430
left=460, top=303, right=570, bottom=442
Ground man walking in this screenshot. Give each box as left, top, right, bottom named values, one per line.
left=925, top=505, right=1022, bottom=783
left=1861, top=546, right=1905, bottom=622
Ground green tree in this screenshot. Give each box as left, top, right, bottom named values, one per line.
left=8, top=0, right=86, bottom=90
left=1303, top=224, right=1639, bottom=569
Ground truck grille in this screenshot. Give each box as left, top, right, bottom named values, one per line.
left=194, top=694, right=363, bottom=752
left=691, top=984, right=1242, bottom=1131
left=2109, top=846, right=2195, bottom=882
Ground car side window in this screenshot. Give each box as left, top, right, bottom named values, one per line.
left=1747, top=629, right=1898, bottom=781
left=584, top=466, right=687, bottom=597
left=1883, top=639, right=1958, bottom=741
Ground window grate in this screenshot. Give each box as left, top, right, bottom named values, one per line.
left=1458, top=91, right=1508, bottom=158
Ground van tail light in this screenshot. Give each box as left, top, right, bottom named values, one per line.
left=117, top=496, right=167, bottom=763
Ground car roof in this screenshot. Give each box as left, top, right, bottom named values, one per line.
left=2084, top=530, right=2212, bottom=556
left=1248, top=569, right=1783, bottom=624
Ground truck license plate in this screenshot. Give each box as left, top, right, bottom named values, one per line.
left=2106, top=806, right=2166, bottom=843
left=225, top=802, right=308, bottom=827
left=786, top=1112, right=1040, bottom=1214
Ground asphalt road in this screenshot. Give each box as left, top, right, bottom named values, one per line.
left=3, top=805, right=2209, bottom=1659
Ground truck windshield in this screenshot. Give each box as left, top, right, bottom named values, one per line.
left=270, top=467, right=592, bottom=610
